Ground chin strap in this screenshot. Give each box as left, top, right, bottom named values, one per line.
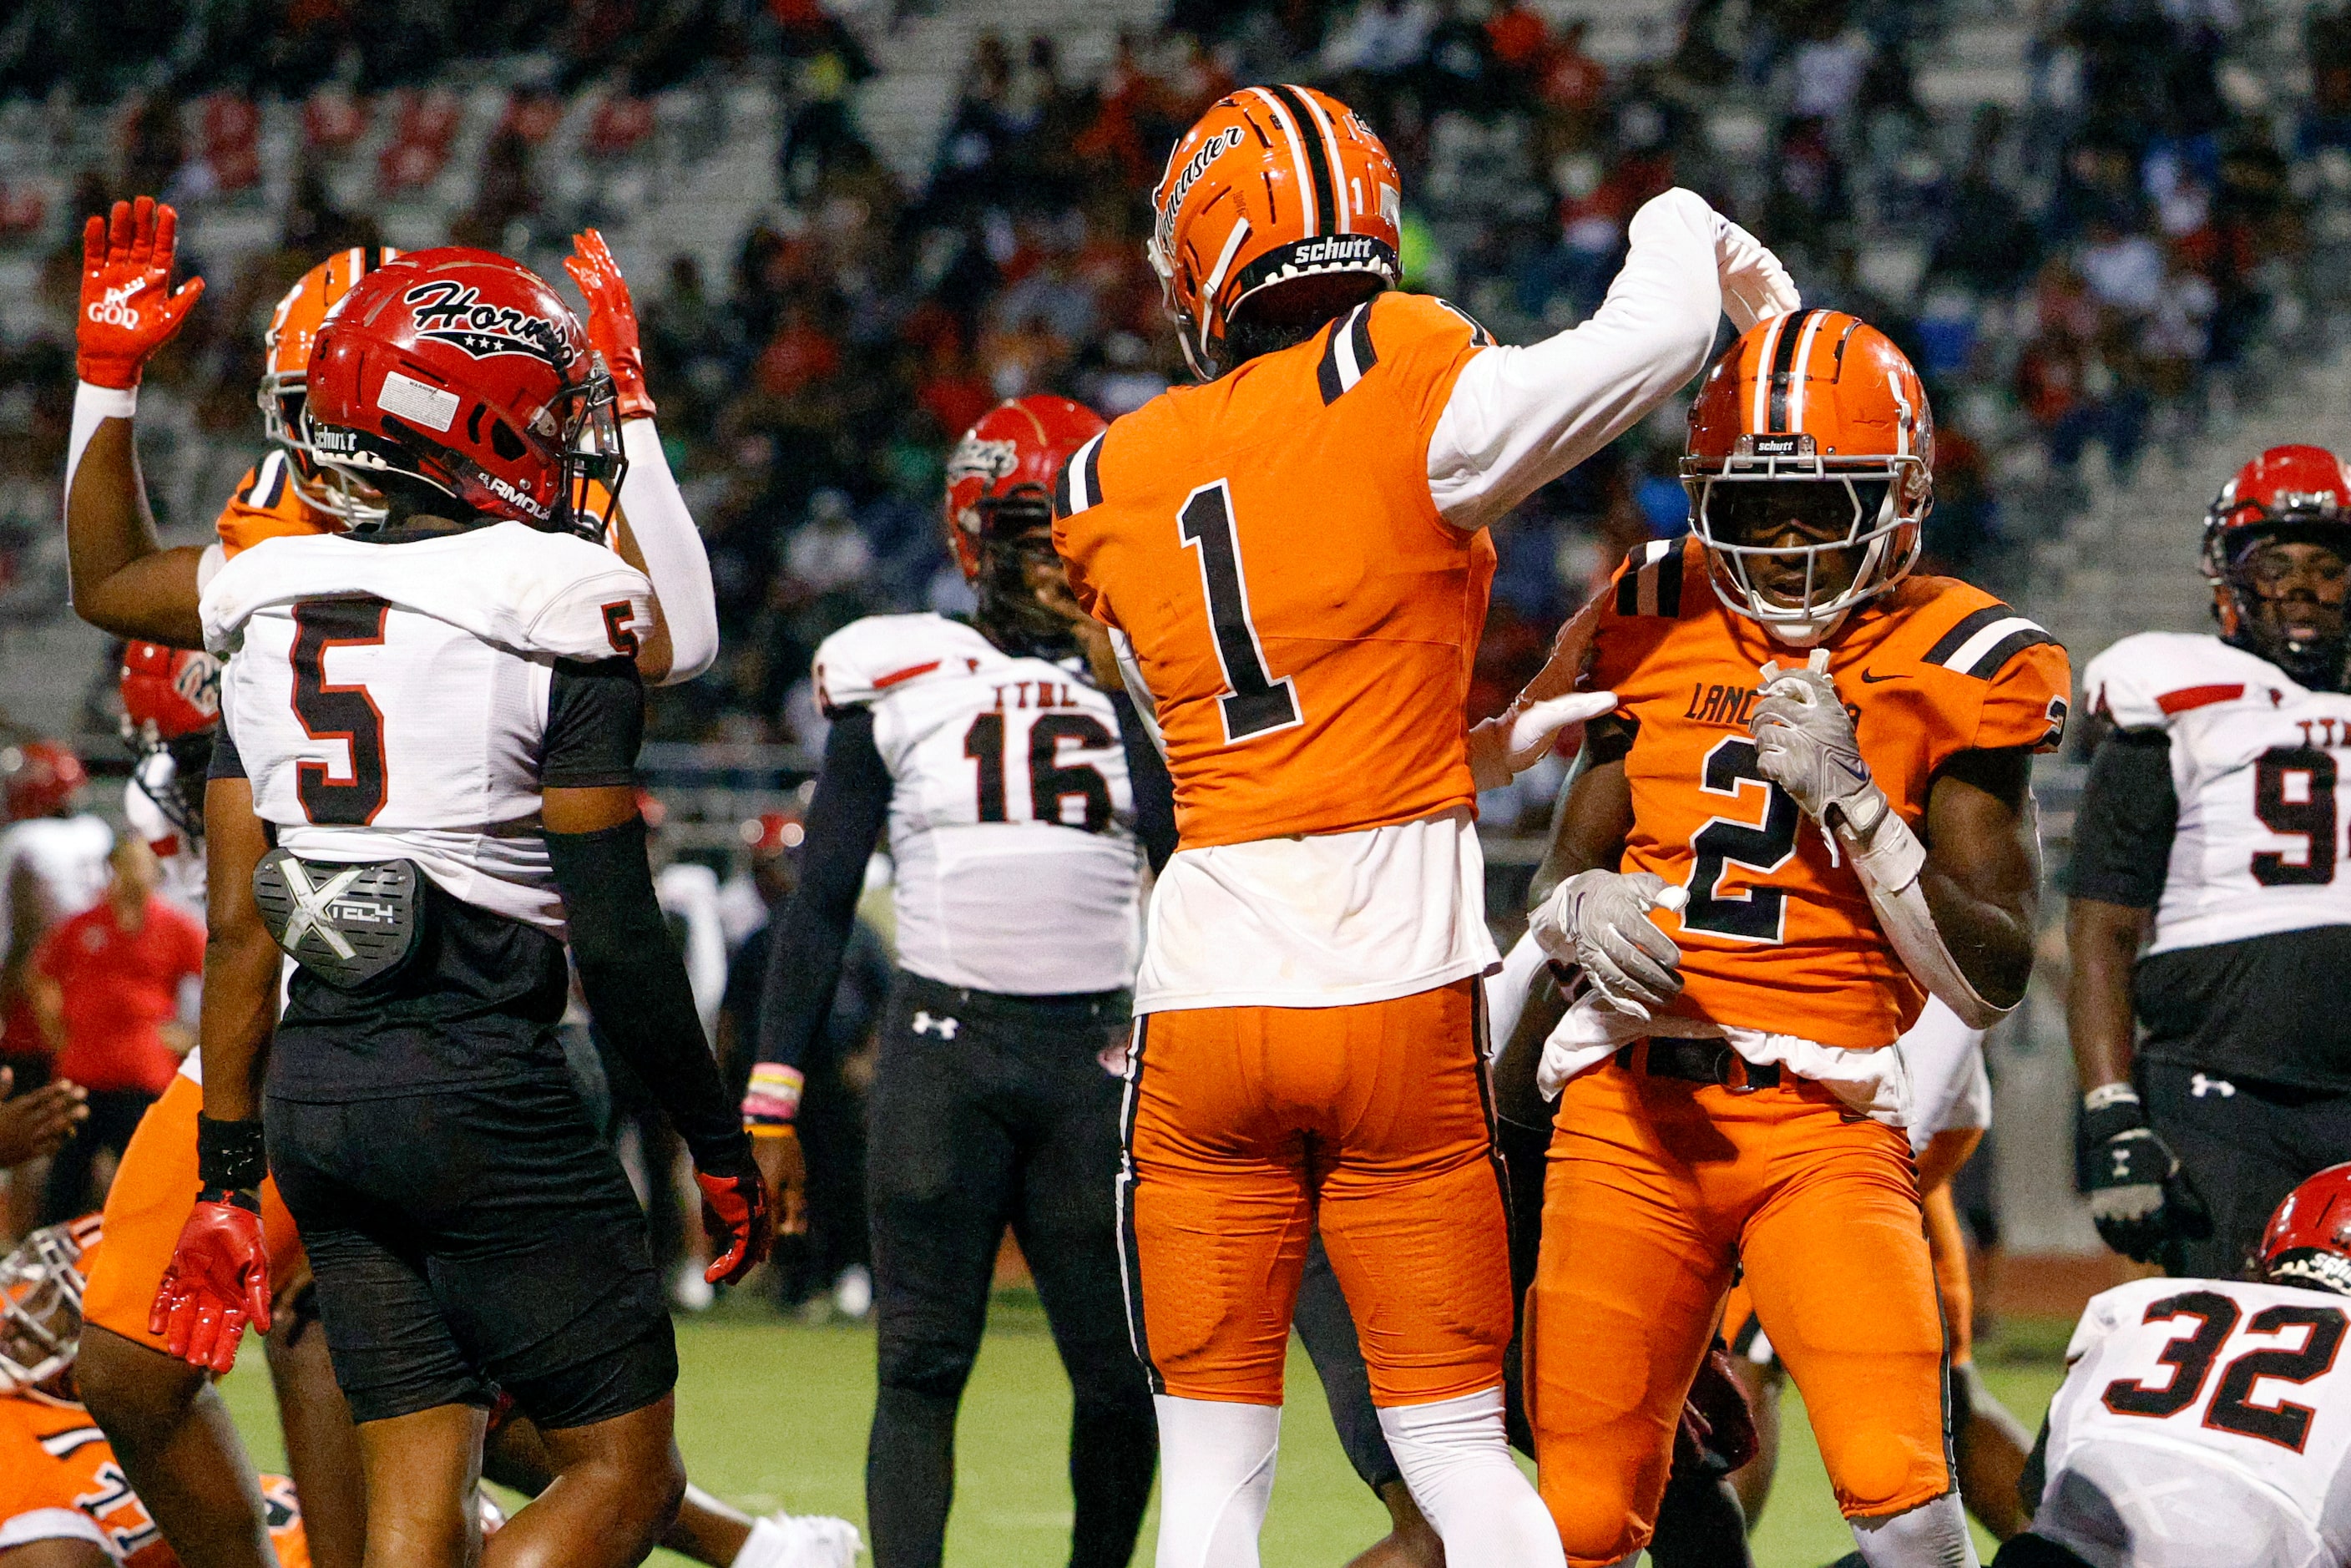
left=1836, top=806, right=2010, bottom=1030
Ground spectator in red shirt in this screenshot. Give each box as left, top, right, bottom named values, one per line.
left=30, top=838, right=203, bottom=1223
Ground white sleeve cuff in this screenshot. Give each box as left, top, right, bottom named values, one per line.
left=67, top=380, right=137, bottom=496
left=617, top=417, right=718, bottom=685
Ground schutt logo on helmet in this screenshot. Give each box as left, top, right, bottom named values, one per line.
left=402, top=280, right=576, bottom=369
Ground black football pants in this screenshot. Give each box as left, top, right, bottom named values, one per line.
left=863, top=972, right=1154, bottom=1568
left=2143, top=1060, right=2351, bottom=1278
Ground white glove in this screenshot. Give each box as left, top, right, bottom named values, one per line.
left=1529, top=869, right=1686, bottom=1020
left=1712, top=212, right=1801, bottom=333
left=1748, top=651, right=1888, bottom=837
left=1468, top=689, right=1619, bottom=792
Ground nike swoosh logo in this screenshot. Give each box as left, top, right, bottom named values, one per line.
left=1859, top=670, right=1905, bottom=683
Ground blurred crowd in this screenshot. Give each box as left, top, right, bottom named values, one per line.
left=0, top=0, right=2336, bottom=776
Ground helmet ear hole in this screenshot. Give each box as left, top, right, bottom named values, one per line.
left=490, top=421, right=527, bottom=463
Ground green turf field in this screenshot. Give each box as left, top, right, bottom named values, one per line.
left=215, top=1292, right=2070, bottom=1567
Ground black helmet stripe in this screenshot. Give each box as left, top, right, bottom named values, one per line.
left=1265, top=85, right=1337, bottom=237
left=1767, top=307, right=1818, bottom=432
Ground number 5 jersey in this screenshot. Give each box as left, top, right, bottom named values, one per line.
left=1585, top=535, right=2070, bottom=1050
left=2072, top=630, right=2351, bottom=1090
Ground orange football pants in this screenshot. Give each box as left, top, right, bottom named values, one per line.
left=82, top=1074, right=306, bottom=1353
left=1123, top=978, right=1515, bottom=1407
left=1528, top=1048, right=1949, bottom=1565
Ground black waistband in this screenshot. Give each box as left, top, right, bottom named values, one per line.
left=896, top=969, right=1131, bottom=1025
left=1616, top=1038, right=1781, bottom=1092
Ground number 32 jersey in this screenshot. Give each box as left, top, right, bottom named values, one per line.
left=812, top=614, right=1140, bottom=995
left=2036, top=1277, right=2351, bottom=1568
left=1590, top=537, right=2070, bottom=1050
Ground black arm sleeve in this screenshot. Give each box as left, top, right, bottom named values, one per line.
left=753, top=706, right=893, bottom=1078
left=209, top=721, right=246, bottom=780
left=1112, top=690, right=1177, bottom=873
left=548, top=815, right=749, bottom=1171
left=2063, top=727, right=2177, bottom=908
left=543, top=658, right=644, bottom=788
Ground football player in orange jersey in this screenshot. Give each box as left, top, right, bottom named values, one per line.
left=1052, top=84, right=1797, bottom=1565
left=1515, top=311, right=2068, bottom=1566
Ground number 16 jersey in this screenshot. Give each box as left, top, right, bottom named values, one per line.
left=1589, top=536, right=2069, bottom=1050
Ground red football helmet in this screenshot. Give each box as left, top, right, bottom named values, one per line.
left=1150, top=86, right=1402, bottom=379
left=120, top=641, right=221, bottom=745
left=943, top=396, right=1108, bottom=581
left=2201, top=445, right=2351, bottom=684
left=303, top=246, right=625, bottom=539
left=2259, top=1162, right=2351, bottom=1296
left=2, top=741, right=86, bottom=822
left=120, top=642, right=222, bottom=843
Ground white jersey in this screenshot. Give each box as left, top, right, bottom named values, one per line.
left=813, top=614, right=1140, bottom=995
left=201, top=523, right=654, bottom=935
left=0, top=814, right=111, bottom=953
left=2085, top=632, right=2351, bottom=954
left=2037, top=1276, right=2351, bottom=1567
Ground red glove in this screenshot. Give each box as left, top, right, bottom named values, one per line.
left=78, top=197, right=205, bottom=390
left=564, top=228, right=655, bottom=422
left=149, top=1191, right=271, bottom=1374
left=695, top=1161, right=773, bottom=1286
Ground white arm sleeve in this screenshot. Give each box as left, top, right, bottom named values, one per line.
left=618, top=417, right=718, bottom=686
left=1425, top=188, right=1725, bottom=531
left=1842, top=812, right=2010, bottom=1030
left=63, top=382, right=139, bottom=610
left=1482, top=927, right=1550, bottom=1064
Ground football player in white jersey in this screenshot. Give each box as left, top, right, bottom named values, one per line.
left=2069, top=444, right=2351, bottom=1277
left=1994, top=1161, right=2351, bottom=1568
left=743, top=394, right=1160, bottom=1568
left=149, top=246, right=770, bottom=1568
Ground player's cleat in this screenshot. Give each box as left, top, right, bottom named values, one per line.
left=735, top=1510, right=863, bottom=1568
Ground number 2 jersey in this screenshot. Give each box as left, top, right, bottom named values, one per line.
left=2070, top=631, right=2351, bottom=1090
left=1589, top=536, right=2070, bottom=1050
left=2034, top=1276, right=2351, bottom=1568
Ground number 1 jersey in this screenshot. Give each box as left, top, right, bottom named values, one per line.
left=1589, top=537, right=2069, bottom=1050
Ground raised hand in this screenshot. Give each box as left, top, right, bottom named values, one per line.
left=78, top=197, right=205, bottom=390
left=150, top=1191, right=271, bottom=1373
left=564, top=228, right=655, bottom=421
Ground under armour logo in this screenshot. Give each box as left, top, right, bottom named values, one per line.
left=2192, top=1073, right=2237, bottom=1098
left=911, top=1011, right=960, bottom=1039
left=2111, top=1148, right=2134, bottom=1178
left=278, top=859, right=366, bottom=960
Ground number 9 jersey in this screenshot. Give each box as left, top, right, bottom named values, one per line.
left=1590, top=535, right=2069, bottom=1050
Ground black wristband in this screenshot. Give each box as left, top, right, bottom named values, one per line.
left=196, top=1186, right=263, bottom=1213
left=196, top=1115, right=267, bottom=1191
left=2081, top=1090, right=2148, bottom=1149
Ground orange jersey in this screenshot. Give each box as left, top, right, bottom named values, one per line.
left=1054, top=291, right=1497, bottom=849
left=214, top=450, right=340, bottom=559
left=1590, top=537, right=2070, bottom=1049
left=0, top=1393, right=307, bottom=1566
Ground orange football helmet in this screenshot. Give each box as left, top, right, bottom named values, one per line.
left=259, top=245, right=402, bottom=524
left=1149, top=85, right=1401, bottom=380
left=0, top=1216, right=100, bottom=1395
left=1681, top=308, right=1933, bottom=644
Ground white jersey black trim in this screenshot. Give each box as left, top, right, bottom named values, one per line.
left=1316, top=300, right=1380, bottom=405
left=1053, top=432, right=1107, bottom=519
left=1614, top=539, right=1686, bottom=619
left=1924, top=603, right=2057, bottom=680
